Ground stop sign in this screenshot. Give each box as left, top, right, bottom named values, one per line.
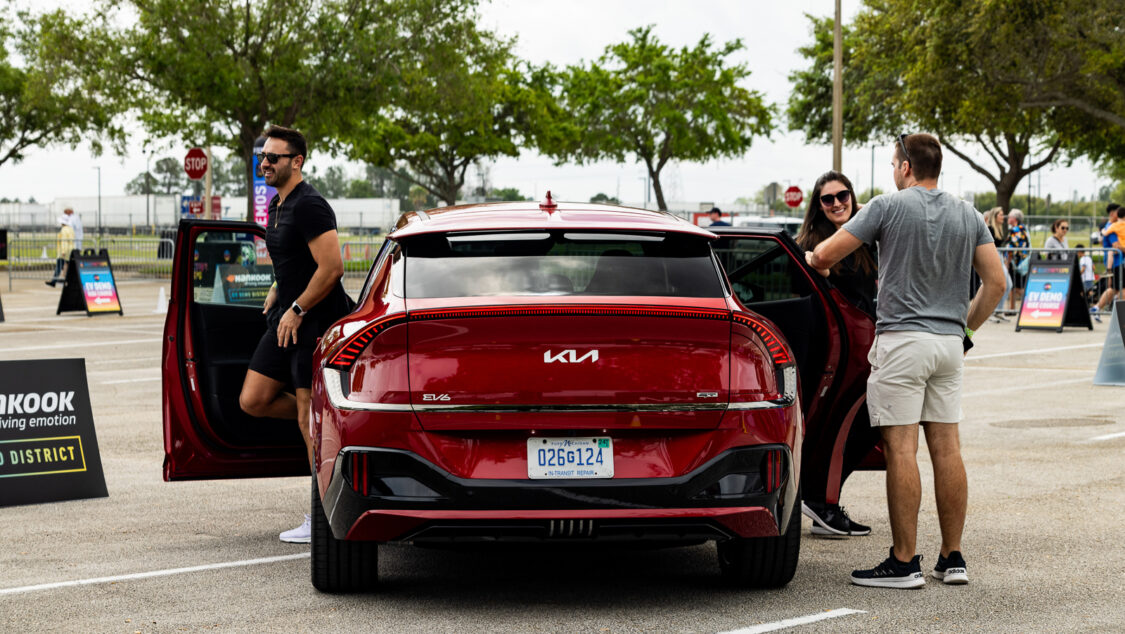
left=784, top=186, right=803, bottom=208
left=184, top=148, right=208, bottom=181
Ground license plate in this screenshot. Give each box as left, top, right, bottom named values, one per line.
left=527, top=437, right=613, bottom=479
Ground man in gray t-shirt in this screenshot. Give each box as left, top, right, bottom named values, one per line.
left=806, top=133, right=1005, bottom=589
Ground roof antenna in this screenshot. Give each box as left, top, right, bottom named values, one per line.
left=540, top=190, right=557, bottom=213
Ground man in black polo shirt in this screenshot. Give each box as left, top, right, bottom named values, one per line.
left=239, top=125, right=351, bottom=544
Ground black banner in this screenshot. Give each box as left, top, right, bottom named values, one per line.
left=0, top=358, right=108, bottom=507
left=1015, top=253, right=1092, bottom=332
left=56, top=248, right=124, bottom=316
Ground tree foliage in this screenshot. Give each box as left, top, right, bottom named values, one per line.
left=0, top=10, right=120, bottom=168
left=545, top=26, right=773, bottom=211
left=340, top=18, right=535, bottom=206
left=47, top=0, right=477, bottom=220
left=786, top=3, right=1088, bottom=210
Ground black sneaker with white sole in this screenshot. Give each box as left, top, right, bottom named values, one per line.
left=850, top=548, right=925, bottom=589
left=802, top=501, right=872, bottom=536
left=932, top=550, right=969, bottom=584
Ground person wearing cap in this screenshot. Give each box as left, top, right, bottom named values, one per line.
left=46, top=214, right=74, bottom=287
left=708, top=207, right=730, bottom=227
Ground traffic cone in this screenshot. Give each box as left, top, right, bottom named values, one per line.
left=40, top=246, right=49, bottom=259
left=153, top=286, right=168, bottom=314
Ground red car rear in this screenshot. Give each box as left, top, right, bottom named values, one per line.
left=163, top=199, right=877, bottom=593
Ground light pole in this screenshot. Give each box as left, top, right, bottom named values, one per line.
left=93, top=166, right=102, bottom=239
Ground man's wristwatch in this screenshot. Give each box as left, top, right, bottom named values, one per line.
left=290, top=300, right=305, bottom=317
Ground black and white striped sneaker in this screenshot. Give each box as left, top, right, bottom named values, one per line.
left=932, top=551, right=969, bottom=584
left=850, top=548, right=925, bottom=589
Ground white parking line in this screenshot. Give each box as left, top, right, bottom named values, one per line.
left=1085, top=431, right=1125, bottom=443
left=1, top=338, right=161, bottom=352
left=965, top=343, right=1104, bottom=361
left=0, top=553, right=310, bottom=597
left=101, top=377, right=161, bottom=384
left=717, top=608, right=866, bottom=634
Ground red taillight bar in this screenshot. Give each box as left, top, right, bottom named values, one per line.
left=732, top=312, right=793, bottom=366
left=326, top=314, right=408, bottom=370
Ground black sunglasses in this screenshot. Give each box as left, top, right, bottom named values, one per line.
left=897, top=133, right=912, bottom=165
left=257, top=152, right=298, bottom=164
left=819, top=190, right=852, bottom=207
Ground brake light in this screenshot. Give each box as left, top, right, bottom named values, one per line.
left=731, top=312, right=792, bottom=366
left=326, top=314, right=407, bottom=371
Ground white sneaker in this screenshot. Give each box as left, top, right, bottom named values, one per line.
left=279, top=514, right=311, bottom=544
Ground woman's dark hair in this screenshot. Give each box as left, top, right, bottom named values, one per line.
left=1051, top=218, right=1067, bottom=233
left=796, top=170, right=877, bottom=275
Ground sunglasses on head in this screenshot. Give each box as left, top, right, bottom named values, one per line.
left=897, top=133, right=912, bottom=165
left=257, top=152, right=298, bottom=164
left=819, top=190, right=852, bottom=207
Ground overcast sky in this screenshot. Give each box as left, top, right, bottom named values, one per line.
left=0, top=0, right=1107, bottom=210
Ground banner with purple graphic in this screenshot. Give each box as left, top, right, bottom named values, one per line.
left=1015, top=253, right=1092, bottom=332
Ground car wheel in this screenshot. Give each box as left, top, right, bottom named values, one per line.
left=310, top=474, right=379, bottom=593
left=716, top=490, right=801, bottom=588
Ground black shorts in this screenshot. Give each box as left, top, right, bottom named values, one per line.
left=248, top=324, right=317, bottom=390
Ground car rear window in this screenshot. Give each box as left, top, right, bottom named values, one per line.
left=402, top=231, right=724, bottom=298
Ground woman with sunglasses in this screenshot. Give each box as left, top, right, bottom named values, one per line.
left=1045, top=219, right=1069, bottom=250
left=795, top=170, right=879, bottom=537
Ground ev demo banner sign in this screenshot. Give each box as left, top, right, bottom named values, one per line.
left=0, top=359, right=108, bottom=507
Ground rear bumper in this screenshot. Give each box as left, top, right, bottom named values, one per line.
left=319, top=445, right=797, bottom=543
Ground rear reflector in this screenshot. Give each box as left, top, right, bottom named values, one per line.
left=763, top=449, right=784, bottom=493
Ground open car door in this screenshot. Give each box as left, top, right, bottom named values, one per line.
left=711, top=227, right=882, bottom=505
left=162, top=219, right=308, bottom=480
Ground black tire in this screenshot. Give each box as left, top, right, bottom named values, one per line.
left=716, top=491, right=801, bottom=588
left=310, top=474, right=379, bottom=593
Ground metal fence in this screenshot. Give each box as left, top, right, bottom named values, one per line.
left=3, top=231, right=384, bottom=293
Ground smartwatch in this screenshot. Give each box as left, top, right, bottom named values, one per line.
left=290, top=300, right=305, bottom=317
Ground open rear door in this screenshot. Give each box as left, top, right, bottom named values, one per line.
left=162, top=219, right=308, bottom=480
left=711, top=227, right=881, bottom=503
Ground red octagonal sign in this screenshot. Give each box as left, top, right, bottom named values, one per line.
left=184, top=148, right=208, bottom=181
left=784, top=185, right=803, bottom=208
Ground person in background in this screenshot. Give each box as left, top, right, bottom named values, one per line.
left=65, top=207, right=84, bottom=251
left=708, top=207, right=730, bottom=227
left=983, top=208, right=1011, bottom=319
left=1006, top=209, right=1030, bottom=312
left=795, top=169, right=879, bottom=537
left=1094, top=207, right=1125, bottom=316
left=46, top=214, right=74, bottom=287
left=1077, top=245, right=1099, bottom=322
left=1044, top=219, right=1069, bottom=251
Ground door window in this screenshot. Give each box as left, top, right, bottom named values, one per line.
left=191, top=231, right=274, bottom=306
left=714, top=238, right=816, bottom=305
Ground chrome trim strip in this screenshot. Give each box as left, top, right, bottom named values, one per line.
left=323, top=368, right=414, bottom=412
left=412, top=402, right=729, bottom=413
left=325, top=367, right=798, bottom=413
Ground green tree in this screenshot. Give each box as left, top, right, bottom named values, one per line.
left=341, top=20, right=532, bottom=206
left=856, top=187, right=884, bottom=204
left=787, top=7, right=1075, bottom=211
left=488, top=187, right=527, bottom=201
left=153, top=157, right=188, bottom=195
left=125, top=171, right=157, bottom=195
left=306, top=165, right=349, bottom=198
left=754, top=182, right=787, bottom=214
left=589, top=192, right=620, bottom=204
left=545, top=27, right=773, bottom=211
left=979, top=0, right=1125, bottom=149
left=48, top=0, right=477, bottom=220
left=0, top=11, right=120, bottom=168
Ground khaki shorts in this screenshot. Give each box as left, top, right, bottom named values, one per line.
left=866, top=331, right=964, bottom=427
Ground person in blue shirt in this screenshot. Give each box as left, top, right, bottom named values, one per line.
left=708, top=207, right=730, bottom=226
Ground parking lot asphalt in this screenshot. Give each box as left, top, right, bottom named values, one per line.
left=1, top=278, right=1123, bottom=633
